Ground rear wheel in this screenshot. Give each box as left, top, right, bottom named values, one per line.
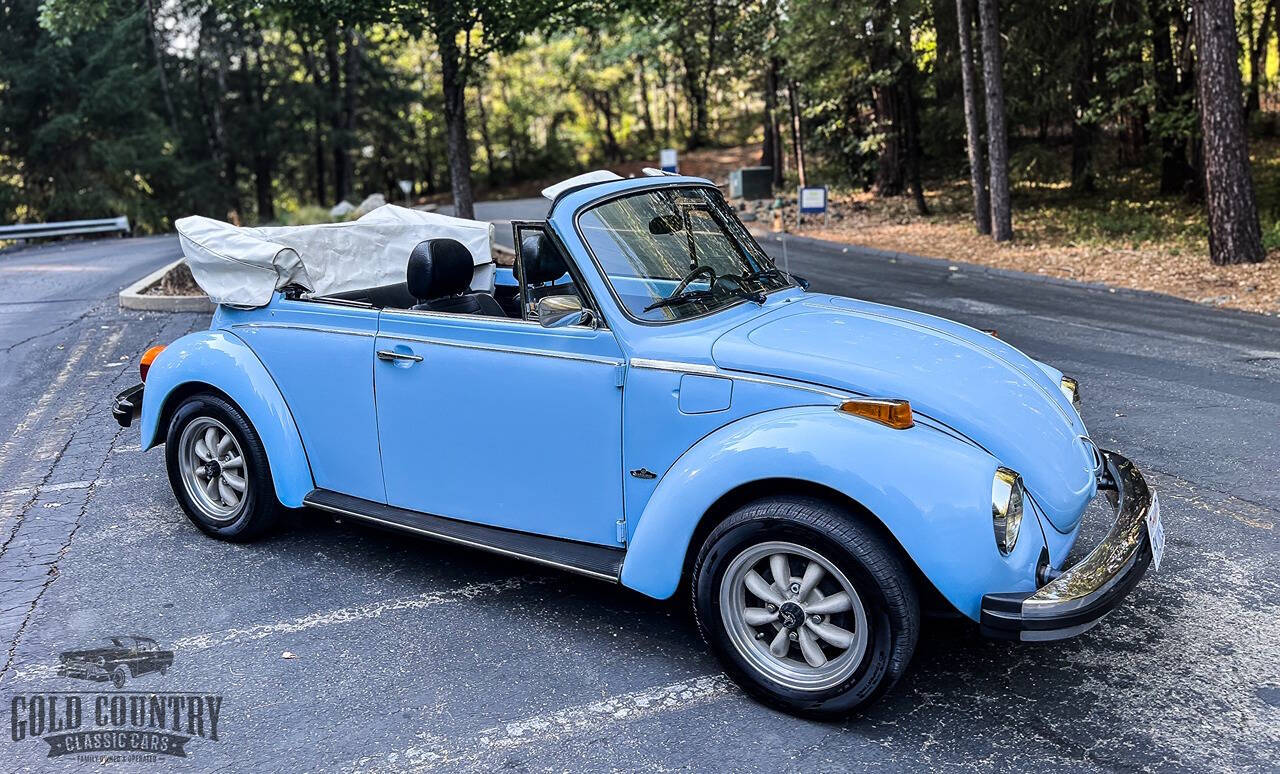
left=165, top=393, right=281, bottom=541
left=691, top=496, right=919, bottom=718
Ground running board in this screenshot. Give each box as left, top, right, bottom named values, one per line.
left=303, top=489, right=625, bottom=582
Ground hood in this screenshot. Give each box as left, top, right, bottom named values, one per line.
left=712, top=295, right=1096, bottom=531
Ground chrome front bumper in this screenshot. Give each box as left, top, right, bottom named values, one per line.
left=980, top=450, right=1155, bottom=641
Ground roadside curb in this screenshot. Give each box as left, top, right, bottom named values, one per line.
left=118, top=258, right=215, bottom=313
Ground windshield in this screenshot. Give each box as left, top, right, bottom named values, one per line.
left=577, top=186, right=792, bottom=322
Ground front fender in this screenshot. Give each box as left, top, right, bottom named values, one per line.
left=139, top=330, right=314, bottom=507
left=620, top=407, right=1047, bottom=620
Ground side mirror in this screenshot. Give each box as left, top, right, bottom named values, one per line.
left=648, top=213, right=683, bottom=235
left=536, top=295, right=593, bottom=328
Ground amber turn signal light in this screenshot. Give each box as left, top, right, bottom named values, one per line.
left=139, top=345, right=166, bottom=382
left=837, top=398, right=914, bottom=429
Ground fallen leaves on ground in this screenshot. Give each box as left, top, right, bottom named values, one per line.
left=747, top=189, right=1280, bottom=316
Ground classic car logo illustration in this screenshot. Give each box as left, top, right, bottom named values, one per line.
left=57, top=635, right=174, bottom=689
left=7, top=636, right=223, bottom=762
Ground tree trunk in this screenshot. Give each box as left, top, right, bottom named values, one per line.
left=868, top=0, right=906, bottom=197
left=254, top=155, right=275, bottom=222
left=1248, top=0, right=1277, bottom=114
left=300, top=42, right=328, bottom=204
left=787, top=80, right=807, bottom=189
left=244, top=45, right=275, bottom=222
left=1193, top=0, right=1266, bottom=264
left=324, top=35, right=348, bottom=204
left=1070, top=1, right=1097, bottom=192
left=955, top=0, right=991, bottom=233
left=977, top=0, right=1013, bottom=241
left=896, top=6, right=929, bottom=216
left=763, top=57, right=784, bottom=188
left=439, top=29, right=475, bottom=220
left=142, top=0, right=178, bottom=134
left=1149, top=0, right=1195, bottom=195
left=636, top=55, right=657, bottom=145
left=682, top=66, right=711, bottom=148
left=475, top=84, right=496, bottom=186
left=341, top=29, right=359, bottom=199
left=1176, top=8, right=1205, bottom=200
left=500, top=78, right=521, bottom=178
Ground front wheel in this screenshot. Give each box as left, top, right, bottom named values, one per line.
left=691, top=496, right=919, bottom=718
left=165, top=393, right=281, bottom=542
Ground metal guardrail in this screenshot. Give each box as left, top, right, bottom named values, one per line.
left=0, top=216, right=130, bottom=241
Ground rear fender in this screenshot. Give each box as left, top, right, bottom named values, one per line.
left=139, top=330, right=314, bottom=507
left=620, top=406, right=1046, bottom=620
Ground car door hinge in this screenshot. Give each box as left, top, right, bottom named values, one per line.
left=616, top=518, right=627, bottom=544
left=614, top=363, right=626, bottom=388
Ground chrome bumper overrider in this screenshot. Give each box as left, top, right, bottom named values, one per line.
left=112, top=382, right=144, bottom=428
left=980, top=450, right=1154, bottom=641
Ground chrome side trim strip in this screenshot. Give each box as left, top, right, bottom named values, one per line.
left=629, top=358, right=719, bottom=375
left=630, top=358, right=847, bottom=401
left=307, top=499, right=622, bottom=583
left=231, top=322, right=622, bottom=367
left=231, top=322, right=375, bottom=338
left=378, top=332, right=624, bottom=366
left=629, top=358, right=987, bottom=447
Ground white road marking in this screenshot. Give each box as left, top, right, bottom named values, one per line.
left=6, top=577, right=539, bottom=682
left=0, top=479, right=113, bottom=498
left=354, top=674, right=735, bottom=771
left=172, top=577, right=536, bottom=653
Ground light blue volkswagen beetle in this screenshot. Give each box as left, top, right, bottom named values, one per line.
left=112, top=173, right=1163, bottom=717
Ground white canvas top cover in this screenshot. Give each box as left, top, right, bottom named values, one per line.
left=175, top=205, right=496, bottom=307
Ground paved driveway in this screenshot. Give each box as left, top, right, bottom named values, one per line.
left=0, top=210, right=1275, bottom=772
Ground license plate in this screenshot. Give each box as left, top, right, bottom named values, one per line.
left=1146, top=490, right=1165, bottom=571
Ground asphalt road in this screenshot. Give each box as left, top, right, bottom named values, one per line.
left=0, top=206, right=1276, bottom=772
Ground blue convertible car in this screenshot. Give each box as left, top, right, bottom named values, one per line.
left=112, top=172, right=1163, bottom=716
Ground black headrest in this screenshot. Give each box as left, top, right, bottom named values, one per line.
left=517, top=232, right=569, bottom=285
left=407, top=239, right=474, bottom=301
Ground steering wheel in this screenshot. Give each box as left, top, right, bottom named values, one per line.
left=667, top=264, right=717, bottom=299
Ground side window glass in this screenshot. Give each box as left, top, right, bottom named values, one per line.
left=513, top=224, right=592, bottom=324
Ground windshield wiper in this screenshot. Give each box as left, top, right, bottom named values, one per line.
left=741, top=267, right=809, bottom=291
left=644, top=289, right=714, bottom=312
left=644, top=285, right=765, bottom=313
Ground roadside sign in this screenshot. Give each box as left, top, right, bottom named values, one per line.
left=397, top=180, right=412, bottom=195
left=660, top=148, right=679, bottom=173
left=798, top=186, right=827, bottom=214
left=798, top=186, right=828, bottom=227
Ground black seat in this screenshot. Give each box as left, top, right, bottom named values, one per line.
left=407, top=239, right=505, bottom=316
left=517, top=232, right=577, bottom=302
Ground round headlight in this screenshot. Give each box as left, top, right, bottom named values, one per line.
left=1059, top=376, right=1081, bottom=407
left=991, top=467, right=1024, bottom=555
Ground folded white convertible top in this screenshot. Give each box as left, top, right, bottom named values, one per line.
left=175, top=205, right=496, bottom=308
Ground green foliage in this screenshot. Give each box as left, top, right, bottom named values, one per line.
left=278, top=205, right=343, bottom=225
left=1, top=0, right=193, bottom=231
left=2, top=0, right=1271, bottom=260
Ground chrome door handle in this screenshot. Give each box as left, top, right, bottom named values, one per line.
left=376, top=349, right=423, bottom=363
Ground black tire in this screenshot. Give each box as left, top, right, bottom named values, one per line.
left=165, top=393, right=282, bottom=542
left=691, top=495, right=919, bottom=718
left=111, top=667, right=127, bottom=689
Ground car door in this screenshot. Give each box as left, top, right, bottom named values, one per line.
left=373, top=310, right=626, bottom=547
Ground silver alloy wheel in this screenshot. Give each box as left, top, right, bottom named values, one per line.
left=178, top=417, right=249, bottom=524
left=720, top=540, right=869, bottom=691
